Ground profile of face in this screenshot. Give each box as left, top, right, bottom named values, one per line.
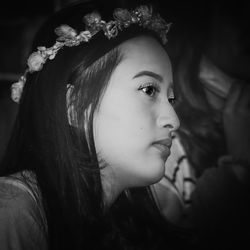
left=93, top=36, right=180, bottom=191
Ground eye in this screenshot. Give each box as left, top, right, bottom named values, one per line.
left=168, top=96, right=176, bottom=105
left=138, top=83, right=160, bottom=97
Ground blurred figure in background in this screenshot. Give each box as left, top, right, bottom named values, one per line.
left=152, top=2, right=250, bottom=249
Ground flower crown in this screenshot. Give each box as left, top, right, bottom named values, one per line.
left=11, top=5, right=171, bottom=103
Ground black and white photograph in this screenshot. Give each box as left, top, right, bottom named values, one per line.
left=0, top=0, right=250, bottom=249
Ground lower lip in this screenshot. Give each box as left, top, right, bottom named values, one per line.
left=153, top=144, right=170, bottom=159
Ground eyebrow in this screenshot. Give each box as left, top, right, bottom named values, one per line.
left=132, top=70, right=163, bottom=82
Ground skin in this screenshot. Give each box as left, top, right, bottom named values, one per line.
left=93, top=36, right=180, bottom=205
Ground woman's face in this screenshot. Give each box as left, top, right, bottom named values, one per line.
left=94, top=36, right=180, bottom=190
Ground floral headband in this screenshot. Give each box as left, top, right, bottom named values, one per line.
left=11, top=5, right=171, bottom=103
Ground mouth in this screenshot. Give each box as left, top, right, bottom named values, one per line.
left=152, top=138, right=172, bottom=159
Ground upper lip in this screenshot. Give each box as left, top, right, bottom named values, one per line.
left=153, top=138, right=172, bottom=148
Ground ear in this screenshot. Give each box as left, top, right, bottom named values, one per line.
left=66, top=84, right=77, bottom=126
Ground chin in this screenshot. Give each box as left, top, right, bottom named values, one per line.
left=126, top=165, right=165, bottom=188
left=142, top=161, right=166, bottom=185
left=151, top=169, right=166, bottom=184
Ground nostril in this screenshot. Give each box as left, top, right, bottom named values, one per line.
left=163, top=123, right=173, bottom=129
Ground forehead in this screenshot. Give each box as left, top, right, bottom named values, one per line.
left=117, top=36, right=172, bottom=78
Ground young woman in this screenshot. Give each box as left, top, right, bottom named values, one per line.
left=0, top=1, right=184, bottom=249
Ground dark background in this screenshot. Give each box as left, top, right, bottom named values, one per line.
left=0, top=0, right=220, bottom=80
left=1, top=0, right=249, bottom=82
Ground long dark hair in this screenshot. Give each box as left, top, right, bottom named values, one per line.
left=0, top=1, right=190, bottom=249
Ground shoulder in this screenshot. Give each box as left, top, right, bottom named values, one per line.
left=0, top=174, right=40, bottom=219
left=0, top=172, right=48, bottom=250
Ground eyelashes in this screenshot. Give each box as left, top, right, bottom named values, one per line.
left=138, top=82, right=160, bottom=97
left=138, top=82, right=176, bottom=104
left=168, top=96, right=176, bottom=105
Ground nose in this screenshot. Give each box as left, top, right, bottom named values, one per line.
left=156, top=102, right=180, bottom=132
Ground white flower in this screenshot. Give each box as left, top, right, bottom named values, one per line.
left=79, top=30, right=92, bottom=41
left=55, top=25, right=77, bottom=39
left=27, top=52, right=45, bottom=72
left=11, top=79, right=25, bottom=103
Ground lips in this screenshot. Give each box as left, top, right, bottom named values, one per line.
left=152, top=138, right=172, bottom=158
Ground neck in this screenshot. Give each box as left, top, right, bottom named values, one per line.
left=101, top=166, right=125, bottom=208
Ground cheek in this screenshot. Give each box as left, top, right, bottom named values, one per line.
left=94, top=109, right=144, bottom=151
left=93, top=104, right=155, bottom=161
left=93, top=100, right=165, bottom=186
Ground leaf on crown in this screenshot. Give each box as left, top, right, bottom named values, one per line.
left=113, top=8, right=132, bottom=24
left=55, top=25, right=77, bottom=41
left=27, top=52, right=45, bottom=72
